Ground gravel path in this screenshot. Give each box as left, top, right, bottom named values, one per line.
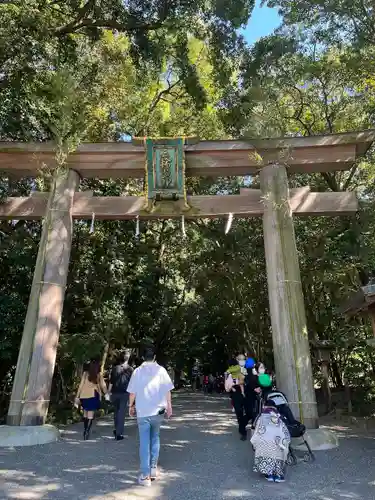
left=1, top=393, right=375, bottom=500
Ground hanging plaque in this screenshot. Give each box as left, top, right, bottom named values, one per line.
left=145, top=138, right=185, bottom=201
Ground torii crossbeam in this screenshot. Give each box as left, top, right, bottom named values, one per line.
left=0, top=188, right=358, bottom=219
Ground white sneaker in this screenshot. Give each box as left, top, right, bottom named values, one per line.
left=138, top=476, right=151, bottom=487
left=274, top=476, right=285, bottom=483
left=150, top=467, right=158, bottom=480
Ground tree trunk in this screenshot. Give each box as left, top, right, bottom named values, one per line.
left=57, top=363, right=67, bottom=402
left=331, top=358, right=343, bottom=388
left=321, top=361, right=332, bottom=413
left=343, top=371, right=352, bottom=415
left=101, top=341, right=110, bottom=374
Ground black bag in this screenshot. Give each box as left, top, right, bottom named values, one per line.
left=111, top=365, right=133, bottom=393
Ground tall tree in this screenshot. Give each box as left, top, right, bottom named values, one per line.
left=0, top=0, right=254, bottom=137
left=265, top=0, right=375, bottom=48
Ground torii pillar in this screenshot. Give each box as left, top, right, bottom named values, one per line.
left=260, top=163, right=319, bottom=429
left=7, top=169, right=79, bottom=427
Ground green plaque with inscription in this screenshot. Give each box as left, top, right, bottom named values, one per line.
left=145, top=138, right=185, bottom=202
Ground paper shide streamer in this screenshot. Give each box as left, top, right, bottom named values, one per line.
left=89, top=212, right=95, bottom=234
left=225, top=213, right=234, bottom=234
left=181, top=215, right=186, bottom=238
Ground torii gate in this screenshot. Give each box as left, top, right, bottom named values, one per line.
left=0, top=131, right=373, bottom=435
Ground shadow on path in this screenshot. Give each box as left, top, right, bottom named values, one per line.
left=1, top=393, right=375, bottom=499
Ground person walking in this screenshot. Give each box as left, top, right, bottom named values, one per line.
left=225, top=354, right=251, bottom=440
left=203, top=375, right=209, bottom=394
left=127, top=347, right=174, bottom=487
left=108, top=350, right=133, bottom=441
left=244, top=358, right=261, bottom=427
left=191, top=363, right=199, bottom=391
left=75, top=359, right=108, bottom=440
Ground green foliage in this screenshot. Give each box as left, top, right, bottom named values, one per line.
left=0, top=0, right=253, bottom=133
left=265, top=0, right=375, bottom=48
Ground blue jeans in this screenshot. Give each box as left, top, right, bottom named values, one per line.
left=137, top=414, right=164, bottom=477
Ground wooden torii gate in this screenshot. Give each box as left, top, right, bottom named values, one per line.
left=1, top=130, right=374, bottom=429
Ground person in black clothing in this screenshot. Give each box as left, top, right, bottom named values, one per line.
left=244, top=367, right=261, bottom=426
left=232, top=386, right=253, bottom=440
left=244, top=361, right=271, bottom=426
left=226, top=354, right=253, bottom=441
left=108, top=350, right=133, bottom=440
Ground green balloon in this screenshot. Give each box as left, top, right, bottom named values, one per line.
left=258, top=373, right=272, bottom=387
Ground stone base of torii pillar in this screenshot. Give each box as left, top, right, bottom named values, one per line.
left=292, top=428, right=338, bottom=451
left=0, top=425, right=60, bottom=447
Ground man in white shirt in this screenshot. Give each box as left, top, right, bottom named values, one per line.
left=127, top=347, right=174, bottom=487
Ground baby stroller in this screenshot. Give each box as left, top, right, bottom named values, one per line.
left=254, top=390, right=315, bottom=466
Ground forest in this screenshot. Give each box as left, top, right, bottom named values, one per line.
left=1, top=0, right=375, bottom=423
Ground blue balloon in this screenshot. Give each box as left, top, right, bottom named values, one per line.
left=245, top=357, right=255, bottom=369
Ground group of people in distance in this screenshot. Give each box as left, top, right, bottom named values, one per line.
left=225, top=353, right=292, bottom=483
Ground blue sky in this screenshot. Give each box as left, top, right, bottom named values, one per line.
left=243, top=0, right=281, bottom=45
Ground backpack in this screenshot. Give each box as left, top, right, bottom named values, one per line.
left=111, top=364, right=133, bottom=393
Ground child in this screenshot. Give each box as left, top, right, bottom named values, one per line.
left=225, top=359, right=239, bottom=411
left=250, top=400, right=291, bottom=483
left=225, top=361, right=246, bottom=396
